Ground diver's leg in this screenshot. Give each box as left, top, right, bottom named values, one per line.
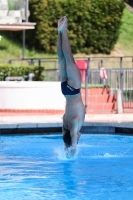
left=58, top=16, right=81, bottom=88
left=57, top=31, right=67, bottom=82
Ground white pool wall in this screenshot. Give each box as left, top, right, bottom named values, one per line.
left=0, top=81, right=65, bottom=110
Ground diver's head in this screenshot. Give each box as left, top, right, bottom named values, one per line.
left=62, top=128, right=72, bottom=148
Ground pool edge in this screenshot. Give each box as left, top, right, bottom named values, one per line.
left=0, top=122, right=133, bottom=135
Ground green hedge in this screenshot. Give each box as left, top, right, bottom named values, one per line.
left=81, top=83, right=110, bottom=88
left=0, top=64, right=45, bottom=81
left=28, top=0, right=125, bottom=54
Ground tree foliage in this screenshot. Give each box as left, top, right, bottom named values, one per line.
left=28, top=0, right=125, bottom=54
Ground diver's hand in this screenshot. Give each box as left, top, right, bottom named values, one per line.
left=65, top=147, right=76, bottom=159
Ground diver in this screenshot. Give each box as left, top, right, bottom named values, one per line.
left=57, top=16, right=85, bottom=158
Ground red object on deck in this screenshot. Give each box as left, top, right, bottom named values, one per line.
left=75, top=60, right=87, bottom=83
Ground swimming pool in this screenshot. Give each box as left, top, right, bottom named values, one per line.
left=0, top=134, right=133, bottom=200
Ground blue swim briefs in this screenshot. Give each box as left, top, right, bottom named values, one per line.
left=61, top=81, right=80, bottom=95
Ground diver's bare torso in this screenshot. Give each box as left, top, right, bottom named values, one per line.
left=63, top=93, right=85, bottom=132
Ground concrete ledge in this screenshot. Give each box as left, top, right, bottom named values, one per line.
left=0, top=122, right=133, bottom=135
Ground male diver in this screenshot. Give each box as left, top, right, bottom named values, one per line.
left=57, top=16, right=85, bottom=158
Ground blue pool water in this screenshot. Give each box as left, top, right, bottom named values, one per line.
left=0, top=134, right=133, bottom=200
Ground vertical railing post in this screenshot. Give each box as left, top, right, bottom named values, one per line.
left=30, top=59, right=34, bottom=65
left=101, top=59, right=103, bottom=68
left=25, top=0, right=29, bottom=22
left=85, top=58, right=90, bottom=114
left=120, top=57, right=123, bottom=92
left=54, top=61, right=56, bottom=81
left=22, top=0, right=29, bottom=59
left=117, top=57, right=123, bottom=114
left=39, top=59, right=41, bottom=67
left=22, top=30, right=25, bottom=59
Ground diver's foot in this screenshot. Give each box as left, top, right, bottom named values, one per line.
left=58, top=16, right=68, bottom=32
